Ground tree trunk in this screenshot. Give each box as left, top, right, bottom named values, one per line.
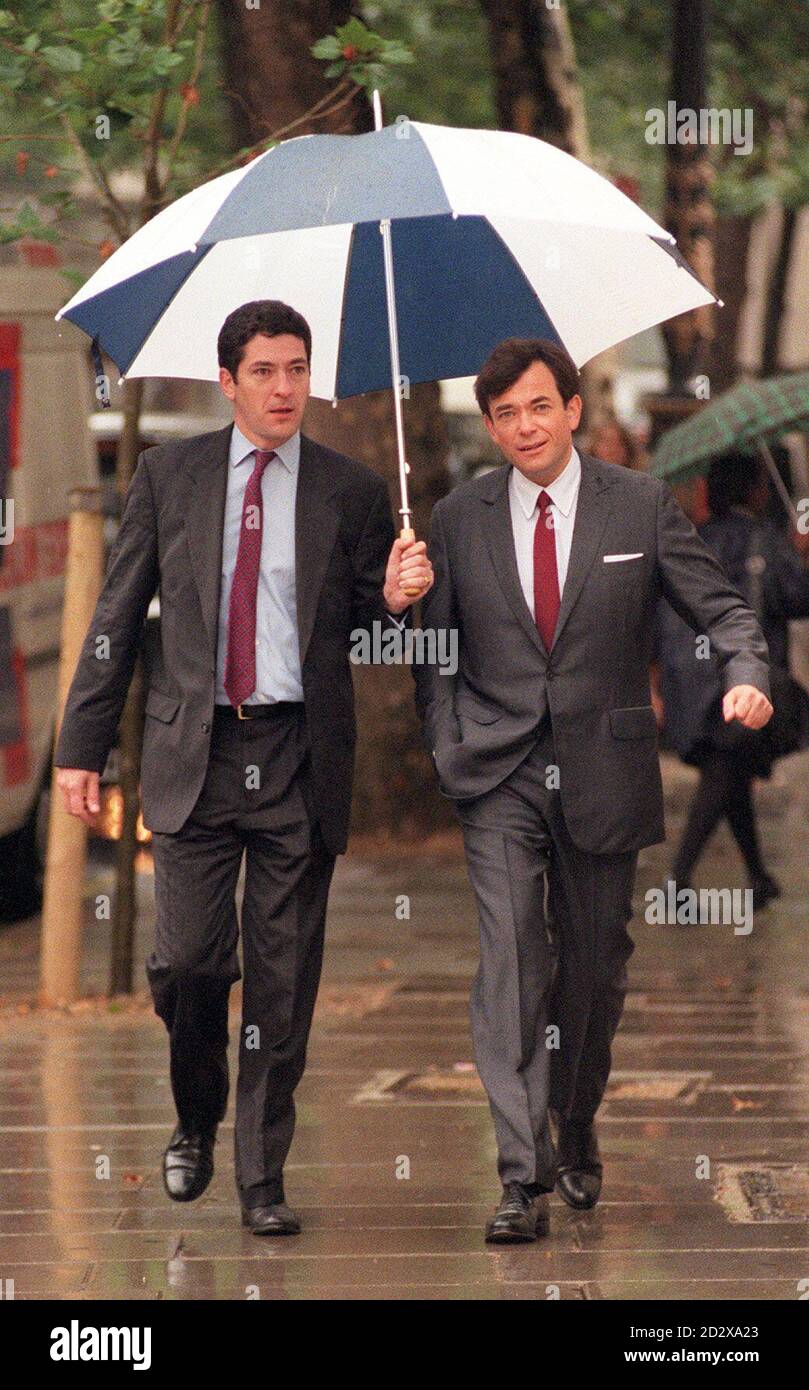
left=478, top=0, right=616, bottom=429
left=215, top=0, right=453, bottom=837
left=660, top=0, right=716, bottom=392
left=708, top=211, right=753, bottom=395
left=761, top=204, right=797, bottom=377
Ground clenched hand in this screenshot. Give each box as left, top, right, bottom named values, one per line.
left=383, top=537, right=434, bottom=613
left=55, top=768, right=101, bottom=825
left=722, top=684, right=773, bottom=730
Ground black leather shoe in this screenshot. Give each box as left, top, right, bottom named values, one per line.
left=556, top=1118, right=602, bottom=1210
left=484, top=1183, right=550, bottom=1244
left=162, top=1126, right=216, bottom=1202
left=241, top=1202, right=301, bottom=1236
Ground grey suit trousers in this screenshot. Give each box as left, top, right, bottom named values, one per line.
left=146, top=702, right=336, bottom=1206
left=455, top=717, right=637, bottom=1188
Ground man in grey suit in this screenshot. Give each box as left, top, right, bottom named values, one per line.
left=414, top=338, right=772, bottom=1244
left=54, top=300, right=432, bottom=1236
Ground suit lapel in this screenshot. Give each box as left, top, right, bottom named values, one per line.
left=478, top=452, right=616, bottom=656
left=294, top=433, right=340, bottom=666
left=181, top=422, right=232, bottom=657
left=551, top=452, right=615, bottom=646
left=480, top=466, right=547, bottom=658
left=180, top=425, right=340, bottom=668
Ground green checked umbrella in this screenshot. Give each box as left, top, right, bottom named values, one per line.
left=650, top=371, right=809, bottom=523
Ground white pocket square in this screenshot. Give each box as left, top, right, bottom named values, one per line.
left=603, top=552, right=644, bottom=562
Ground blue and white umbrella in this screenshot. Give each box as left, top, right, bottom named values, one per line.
left=56, top=109, right=717, bottom=535
left=57, top=115, right=717, bottom=399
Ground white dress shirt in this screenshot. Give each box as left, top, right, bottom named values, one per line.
left=508, top=445, right=582, bottom=618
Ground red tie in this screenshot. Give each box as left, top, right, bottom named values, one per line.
left=224, top=449, right=276, bottom=708
left=533, top=489, right=560, bottom=652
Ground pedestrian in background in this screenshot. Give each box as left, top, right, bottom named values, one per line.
left=655, top=451, right=809, bottom=910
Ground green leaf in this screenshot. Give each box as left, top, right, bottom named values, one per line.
left=311, top=36, right=341, bottom=59
left=338, top=16, right=371, bottom=44
left=0, top=10, right=15, bottom=30
left=40, top=45, right=83, bottom=73
left=1, top=65, right=26, bottom=89
left=151, top=47, right=185, bottom=75
left=21, top=31, right=40, bottom=52
left=383, top=47, right=415, bottom=66
left=106, top=36, right=138, bottom=67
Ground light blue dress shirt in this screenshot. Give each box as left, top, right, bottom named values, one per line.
left=214, top=423, right=304, bottom=705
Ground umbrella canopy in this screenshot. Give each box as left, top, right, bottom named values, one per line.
left=650, top=371, right=809, bottom=484
left=56, top=120, right=717, bottom=401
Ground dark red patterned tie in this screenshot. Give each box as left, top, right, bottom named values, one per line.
left=224, top=449, right=276, bottom=708
left=533, top=489, right=560, bottom=651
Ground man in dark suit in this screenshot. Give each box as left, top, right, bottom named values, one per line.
left=414, top=337, right=772, bottom=1244
left=54, top=299, right=432, bottom=1236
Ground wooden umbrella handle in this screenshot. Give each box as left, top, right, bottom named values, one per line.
left=399, top=526, right=425, bottom=598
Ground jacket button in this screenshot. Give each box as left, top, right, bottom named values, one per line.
left=201, top=721, right=210, bottom=732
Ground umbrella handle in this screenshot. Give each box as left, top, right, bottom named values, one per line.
left=399, top=525, right=425, bottom=597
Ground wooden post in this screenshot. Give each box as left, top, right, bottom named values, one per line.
left=39, top=486, right=103, bottom=1006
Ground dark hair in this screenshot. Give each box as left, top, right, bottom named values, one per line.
left=217, top=300, right=312, bottom=380
left=706, top=451, right=765, bottom=518
left=474, top=337, right=580, bottom=415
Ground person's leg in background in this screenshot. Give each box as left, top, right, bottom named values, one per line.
left=671, top=748, right=735, bottom=887
left=671, top=748, right=779, bottom=908
left=723, top=757, right=780, bottom=907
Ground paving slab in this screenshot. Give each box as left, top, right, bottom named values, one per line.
left=1, top=754, right=808, bottom=1301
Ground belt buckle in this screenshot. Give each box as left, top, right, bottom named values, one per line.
left=236, top=703, right=253, bottom=720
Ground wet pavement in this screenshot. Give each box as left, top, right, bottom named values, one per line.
left=1, top=753, right=808, bottom=1300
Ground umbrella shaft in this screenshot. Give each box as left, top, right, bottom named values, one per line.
left=373, top=89, right=412, bottom=531
left=759, top=443, right=800, bottom=526
left=379, top=217, right=412, bottom=528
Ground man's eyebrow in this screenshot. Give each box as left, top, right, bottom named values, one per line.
left=494, top=395, right=552, bottom=412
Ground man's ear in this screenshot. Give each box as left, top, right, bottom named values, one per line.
left=566, top=393, right=583, bottom=431
left=482, top=411, right=496, bottom=444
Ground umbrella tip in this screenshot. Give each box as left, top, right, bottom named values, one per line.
left=717, top=297, right=725, bottom=308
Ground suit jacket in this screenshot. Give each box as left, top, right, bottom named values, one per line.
left=413, top=452, right=771, bottom=855
left=54, top=423, right=400, bottom=855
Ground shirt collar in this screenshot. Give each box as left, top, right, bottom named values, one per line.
left=229, top=421, right=300, bottom=476
left=510, top=444, right=581, bottom=520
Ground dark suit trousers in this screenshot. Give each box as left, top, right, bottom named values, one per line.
left=145, top=703, right=336, bottom=1205
left=454, top=717, right=637, bottom=1188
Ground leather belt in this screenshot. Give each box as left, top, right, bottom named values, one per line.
left=213, top=701, right=304, bottom=721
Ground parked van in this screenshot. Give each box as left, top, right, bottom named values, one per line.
left=0, top=268, right=98, bottom=921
